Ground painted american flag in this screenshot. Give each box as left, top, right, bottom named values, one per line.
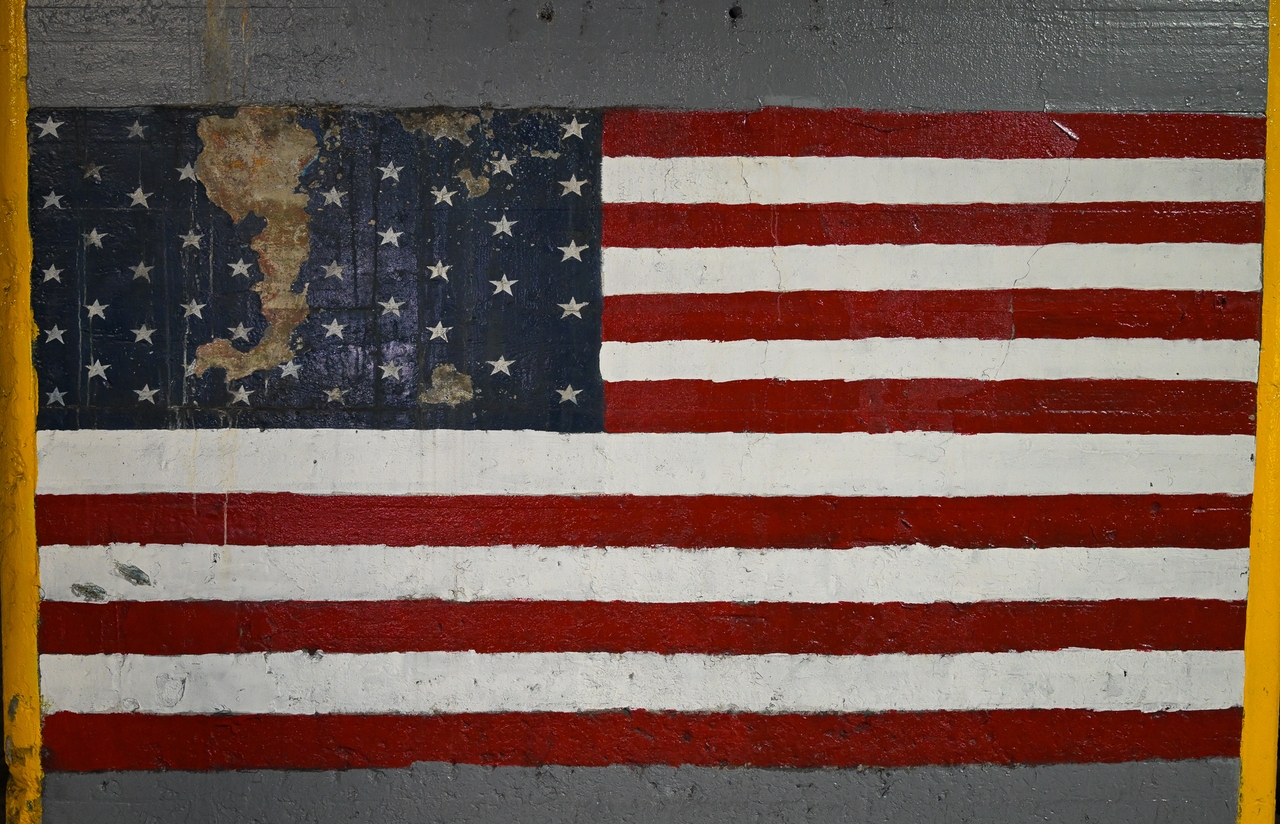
left=30, top=108, right=1261, bottom=771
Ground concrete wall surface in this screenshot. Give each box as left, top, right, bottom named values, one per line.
left=27, top=0, right=1267, bottom=112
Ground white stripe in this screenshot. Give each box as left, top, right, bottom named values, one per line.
left=601, top=244, right=1262, bottom=295
left=601, top=156, right=1263, bottom=204
left=39, top=544, right=1249, bottom=604
left=601, top=339, right=1260, bottom=382
left=40, top=649, right=1243, bottom=714
left=34, top=430, right=1255, bottom=497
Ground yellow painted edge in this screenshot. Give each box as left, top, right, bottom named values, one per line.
left=0, top=0, right=40, bottom=822
left=1239, top=10, right=1280, bottom=824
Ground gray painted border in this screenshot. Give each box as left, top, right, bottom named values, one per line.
left=27, top=0, right=1268, bottom=112
left=44, top=760, right=1240, bottom=824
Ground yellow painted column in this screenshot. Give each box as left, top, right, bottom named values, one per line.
left=0, top=1, right=41, bottom=822
left=1239, top=9, right=1280, bottom=823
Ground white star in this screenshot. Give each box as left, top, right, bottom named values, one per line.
left=558, top=240, right=589, bottom=262
left=130, top=261, right=153, bottom=281
left=229, top=323, right=252, bottom=342
left=84, top=300, right=107, bottom=320
left=35, top=116, right=63, bottom=138
left=486, top=355, right=514, bottom=376
left=489, top=275, right=517, bottom=296
left=427, top=261, right=450, bottom=281
left=131, top=324, right=156, bottom=344
left=321, top=187, right=346, bottom=206
left=228, top=258, right=252, bottom=277
left=177, top=163, right=198, bottom=182
left=180, top=229, right=203, bottom=249
left=324, top=386, right=347, bottom=403
left=557, top=297, right=588, bottom=319
left=378, top=296, right=405, bottom=316
left=378, top=226, right=403, bottom=246
left=431, top=186, right=456, bottom=205
left=561, top=117, right=587, bottom=140
left=184, top=361, right=197, bottom=377
left=82, top=162, right=104, bottom=181
left=490, top=154, right=517, bottom=176
left=427, top=321, right=451, bottom=341
left=126, top=120, right=146, bottom=139
left=229, top=385, right=254, bottom=405
left=323, top=319, right=345, bottom=339
left=46, top=387, right=66, bottom=406
left=41, top=264, right=62, bottom=283
left=559, top=175, right=588, bottom=196
left=44, top=326, right=65, bottom=344
left=127, top=186, right=152, bottom=208
left=322, top=261, right=345, bottom=280
left=279, top=360, right=301, bottom=378
left=489, top=214, right=518, bottom=236
left=83, top=228, right=107, bottom=248
left=377, top=161, right=403, bottom=181
left=135, top=384, right=159, bottom=403
left=379, top=362, right=404, bottom=380
left=557, top=384, right=583, bottom=404
left=181, top=299, right=206, bottom=319
left=85, top=359, right=109, bottom=381
left=42, top=191, right=63, bottom=209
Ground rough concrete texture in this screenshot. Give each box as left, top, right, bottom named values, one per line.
left=26, top=0, right=1267, bottom=112
left=43, top=760, right=1240, bottom=823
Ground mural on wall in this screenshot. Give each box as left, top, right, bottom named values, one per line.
left=31, top=108, right=1263, bottom=773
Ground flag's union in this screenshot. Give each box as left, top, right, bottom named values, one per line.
left=30, top=108, right=603, bottom=430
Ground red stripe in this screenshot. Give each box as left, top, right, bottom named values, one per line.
left=601, top=202, right=1263, bottom=248
left=603, top=380, right=1257, bottom=436
left=41, top=599, right=1245, bottom=657
left=42, top=709, right=1241, bottom=771
left=36, top=494, right=1249, bottom=549
left=603, top=110, right=1265, bottom=159
left=602, top=291, right=1262, bottom=342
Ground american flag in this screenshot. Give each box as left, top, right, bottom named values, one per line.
left=31, top=108, right=1261, bottom=771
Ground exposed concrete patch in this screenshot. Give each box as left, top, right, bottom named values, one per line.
left=398, top=111, right=480, bottom=145
left=419, top=364, right=474, bottom=407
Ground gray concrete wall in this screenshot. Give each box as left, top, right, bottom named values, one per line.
left=44, top=760, right=1242, bottom=824
left=27, top=0, right=1268, bottom=112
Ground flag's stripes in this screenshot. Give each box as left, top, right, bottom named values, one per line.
left=603, top=291, right=1261, bottom=342
left=40, top=599, right=1246, bottom=657
left=40, top=650, right=1242, bottom=715
left=41, top=709, right=1245, bottom=771
left=601, top=244, right=1262, bottom=295
left=600, top=340, right=1260, bottom=383
left=605, top=380, right=1256, bottom=435
left=602, top=157, right=1262, bottom=205
left=601, top=203, right=1263, bottom=248
left=35, top=493, right=1251, bottom=549
left=602, top=111, right=1266, bottom=160
left=38, top=544, right=1248, bottom=605
left=34, top=431, right=1255, bottom=497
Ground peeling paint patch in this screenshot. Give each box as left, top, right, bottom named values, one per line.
left=455, top=168, right=490, bottom=198
left=399, top=111, right=481, bottom=145
left=420, top=364, right=474, bottom=406
left=530, top=148, right=562, bottom=159
left=194, top=108, right=320, bottom=381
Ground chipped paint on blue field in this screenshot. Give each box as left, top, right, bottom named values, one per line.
left=28, top=108, right=604, bottom=431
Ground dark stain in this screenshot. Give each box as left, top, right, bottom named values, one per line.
left=538, top=3, right=554, bottom=22
left=71, top=583, right=107, bottom=603
left=113, top=561, right=153, bottom=587
left=728, top=4, right=744, bottom=20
